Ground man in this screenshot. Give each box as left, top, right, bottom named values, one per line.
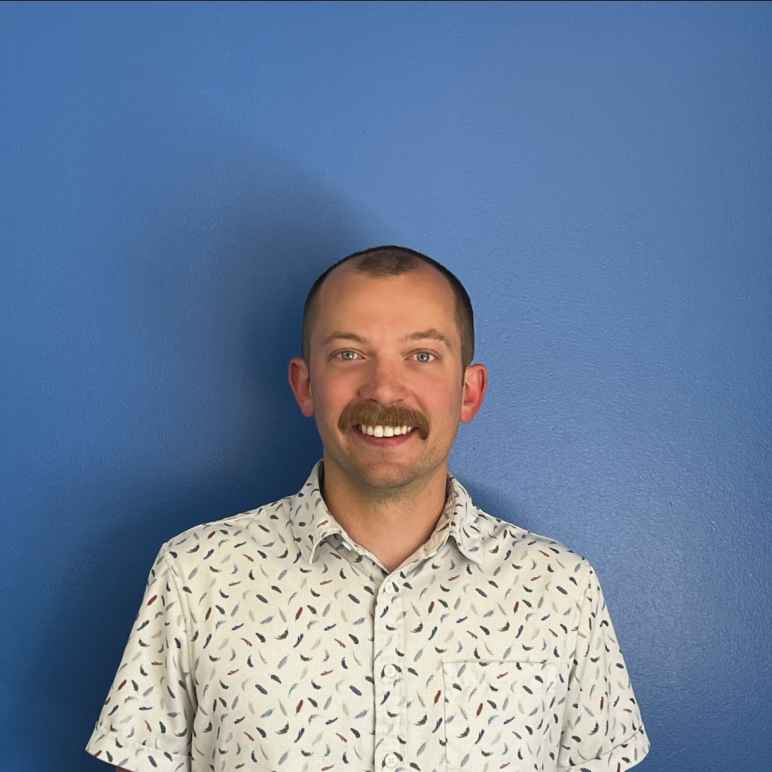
left=86, top=245, right=650, bottom=772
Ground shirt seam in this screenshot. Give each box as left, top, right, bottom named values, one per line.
left=158, top=540, right=197, bottom=710
left=566, top=556, right=593, bottom=669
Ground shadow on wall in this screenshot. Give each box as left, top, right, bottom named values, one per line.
left=17, top=148, right=376, bottom=771
left=464, top=477, right=542, bottom=536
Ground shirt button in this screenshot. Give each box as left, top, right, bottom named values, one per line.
left=383, top=663, right=398, bottom=678
left=383, top=752, right=400, bottom=769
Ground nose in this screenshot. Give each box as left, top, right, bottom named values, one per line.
left=356, top=356, right=409, bottom=405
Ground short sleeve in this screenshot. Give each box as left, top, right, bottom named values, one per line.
left=85, top=542, right=196, bottom=771
left=557, top=559, right=650, bottom=771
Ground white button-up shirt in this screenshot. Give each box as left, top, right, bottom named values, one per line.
left=86, top=461, right=650, bottom=771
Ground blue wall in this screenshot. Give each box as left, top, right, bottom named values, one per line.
left=2, top=3, right=770, bottom=770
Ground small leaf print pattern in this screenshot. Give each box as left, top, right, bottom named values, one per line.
left=442, top=659, right=557, bottom=770
left=85, top=461, right=650, bottom=771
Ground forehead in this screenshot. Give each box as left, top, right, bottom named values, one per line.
left=313, top=263, right=459, bottom=339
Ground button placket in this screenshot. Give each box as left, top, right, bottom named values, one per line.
left=373, top=578, right=407, bottom=770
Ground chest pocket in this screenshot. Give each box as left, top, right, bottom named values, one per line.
left=441, top=659, right=557, bottom=771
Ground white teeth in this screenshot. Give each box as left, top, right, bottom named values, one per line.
left=357, top=424, right=414, bottom=437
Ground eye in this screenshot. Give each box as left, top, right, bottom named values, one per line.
left=414, top=351, right=438, bottom=363
left=333, top=350, right=362, bottom=361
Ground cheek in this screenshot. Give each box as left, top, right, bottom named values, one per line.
left=312, top=381, right=349, bottom=423
left=432, top=388, right=464, bottom=426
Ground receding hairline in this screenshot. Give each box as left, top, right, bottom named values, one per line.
left=319, top=253, right=454, bottom=297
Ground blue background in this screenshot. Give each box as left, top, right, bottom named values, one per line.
left=1, top=3, right=770, bottom=770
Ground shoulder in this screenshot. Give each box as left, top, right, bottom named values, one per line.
left=155, top=492, right=296, bottom=577
left=472, top=505, right=595, bottom=594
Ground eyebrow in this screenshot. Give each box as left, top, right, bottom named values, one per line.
left=321, top=328, right=454, bottom=350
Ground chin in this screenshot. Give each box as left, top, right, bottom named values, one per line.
left=359, top=463, right=414, bottom=486
left=358, top=459, right=441, bottom=493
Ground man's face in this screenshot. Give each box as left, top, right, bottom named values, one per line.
left=290, top=263, right=486, bottom=494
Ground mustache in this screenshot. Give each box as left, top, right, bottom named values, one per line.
left=338, top=401, right=430, bottom=440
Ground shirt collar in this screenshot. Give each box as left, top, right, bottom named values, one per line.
left=288, top=460, right=484, bottom=567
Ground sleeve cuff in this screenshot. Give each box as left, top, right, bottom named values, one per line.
left=559, top=728, right=650, bottom=771
left=85, top=725, right=189, bottom=772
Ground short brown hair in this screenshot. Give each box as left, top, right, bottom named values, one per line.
left=302, top=245, right=475, bottom=369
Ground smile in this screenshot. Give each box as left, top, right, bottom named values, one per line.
left=352, top=424, right=419, bottom=446
left=356, top=424, right=415, bottom=437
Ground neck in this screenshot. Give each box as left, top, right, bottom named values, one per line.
left=319, top=458, right=450, bottom=573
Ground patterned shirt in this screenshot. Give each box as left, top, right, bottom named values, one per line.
left=86, top=460, right=650, bottom=772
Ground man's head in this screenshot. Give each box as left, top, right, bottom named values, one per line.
left=288, top=245, right=487, bottom=495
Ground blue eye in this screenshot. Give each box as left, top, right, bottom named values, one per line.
left=415, top=351, right=437, bottom=363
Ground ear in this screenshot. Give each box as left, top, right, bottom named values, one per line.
left=288, top=356, right=314, bottom=417
left=460, top=363, right=488, bottom=423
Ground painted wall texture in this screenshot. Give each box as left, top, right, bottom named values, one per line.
left=1, top=3, right=770, bottom=771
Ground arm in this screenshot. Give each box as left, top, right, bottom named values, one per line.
left=84, top=544, right=195, bottom=771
